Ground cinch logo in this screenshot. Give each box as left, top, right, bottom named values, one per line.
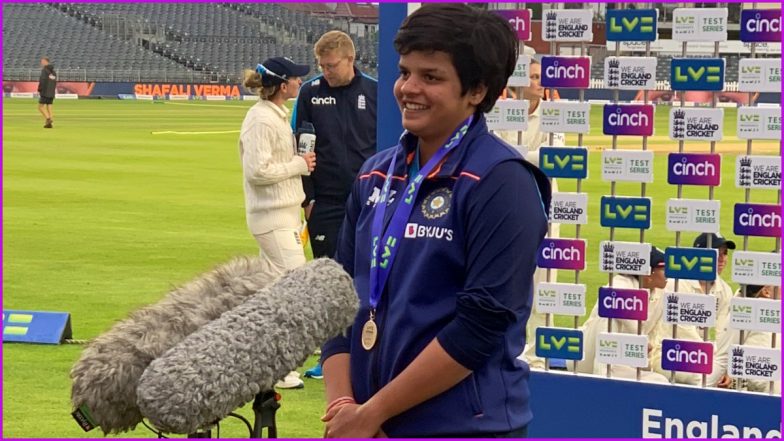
left=541, top=56, right=590, bottom=88
left=311, top=96, right=336, bottom=105
left=665, top=247, right=717, bottom=281
left=493, top=10, right=531, bottom=41
left=606, top=9, right=657, bottom=41
left=661, top=339, right=713, bottom=374
left=537, top=238, right=586, bottom=270
left=670, top=58, right=725, bottom=91
left=539, top=147, right=588, bottom=179
left=600, top=196, right=651, bottom=229
left=598, top=287, right=648, bottom=321
left=741, top=10, right=781, bottom=42
left=667, top=153, right=721, bottom=186
left=404, top=223, right=453, bottom=241
left=734, top=203, right=782, bottom=238
left=535, top=327, right=583, bottom=360
left=603, top=104, right=654, bottom=136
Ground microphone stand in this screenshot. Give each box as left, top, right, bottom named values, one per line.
left=185, top=390, right=280, bottom=439
left=251, top=390, right=280, bottom=438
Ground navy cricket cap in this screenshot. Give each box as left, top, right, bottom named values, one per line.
left=650, top=246, right=666, bottom=269
left=258, top=57, right=310, bottom=86
left=693, top=233, right=736, bottom=250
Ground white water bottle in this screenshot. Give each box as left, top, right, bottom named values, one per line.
left=297, top=122, right=316, bottom=155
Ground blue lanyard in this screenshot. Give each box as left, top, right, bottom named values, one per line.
left=368, top=116, right=473, bottom=311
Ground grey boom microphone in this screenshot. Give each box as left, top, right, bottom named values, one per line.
left=70, top=256, right=280, bottom=434
left=136, top=258, right=358, bottom=435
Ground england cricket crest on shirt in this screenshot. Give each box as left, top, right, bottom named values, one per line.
left=421, top=188, right=452, bottom=220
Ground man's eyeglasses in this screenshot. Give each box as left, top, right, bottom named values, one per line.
left=318, top=58, right=346, bottom=73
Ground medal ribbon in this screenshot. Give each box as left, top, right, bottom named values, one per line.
left=368, top=116, right=473, bottom=312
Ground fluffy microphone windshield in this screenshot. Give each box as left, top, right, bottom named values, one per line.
left=70, top=256, right=279, bottom=434
left=136, top=258, right=358, bottom=435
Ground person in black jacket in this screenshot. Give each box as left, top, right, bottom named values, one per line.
left=291, top=30, right=377, bottom=381
left=291, top=31, right=377, bottom=259
left=37, top=57, right=57, bottom=128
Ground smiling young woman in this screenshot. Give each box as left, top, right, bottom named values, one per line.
left=318, top=4, right=553, bottom=438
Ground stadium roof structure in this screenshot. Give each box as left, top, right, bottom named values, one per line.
left=284, top=3, right=378, bottom=24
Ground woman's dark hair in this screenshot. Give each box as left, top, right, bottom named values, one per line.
left=394, top=3, right=517, bottom=114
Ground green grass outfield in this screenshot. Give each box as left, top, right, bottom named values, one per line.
left=2, top=98, right=779, bottom=438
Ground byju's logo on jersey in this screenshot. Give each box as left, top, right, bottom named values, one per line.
left=541, top=56, right=591, bottom=88
left=606, top=9, right=658, bottom=41
left=598, top=287, right=648, bottom=321
left=661, top=339, right=713, bottom=375
left=535, top=327, right=583, bottom=360
left=670, top=58, right=725, bottom=91
left=600, top=196, right=651, bottom=230
left=665, top=247, right=717, bottom=281
left=603, top=104, right=654, bottom=136
left=357, top=94, right=366, bottom=110
left=733, top=203, right=782, bottom=238
left=537, top=238, right=586, bottom=270
left=740, top=9, right=781, bottom=42
left=667, top=153, right=721, bottom=186
left=404, top=223, right=453, bottom=241
left=539, top=147, right=588, bottom=179
left=310, top=96, right=336, bottom=106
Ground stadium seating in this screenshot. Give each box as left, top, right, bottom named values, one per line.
left=2, top=3, right=207, bottom=82
left=3, top=3, right=378, bottom=84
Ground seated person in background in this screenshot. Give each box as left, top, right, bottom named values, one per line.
left=709, top=284, right=780, bottom=394
left=577, top=247, right=669, bottom=383
left=650, top=233, right=736, bottom=385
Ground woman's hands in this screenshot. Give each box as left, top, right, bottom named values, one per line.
left=301, top=152, right=316, bottom=172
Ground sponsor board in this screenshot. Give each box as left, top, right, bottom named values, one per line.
left=733, top=203, right=781, bottom=238
left=605, top=9, right=658, bottom=41
left=664, top=247, right=718, bottom=281
left=549, top=192, right=588, bottom=225
left=537, top=238, right=586, bottom=271
left=738, top=58, right=781, bottom=93
left=604, top=56, right=657, bottom=90
left=728, top=345, right=781, bottom=382
left=736, top=106, right=781, bottom=140
left=665, top=199, right=720, bottom=233
left=540, top=101, right=591, bottom=134
left=663, top=292, right=717, bottom=327
left=732, top=251, right=781, bottom=286
left=735, top=155, right=781, bottom=190
left=730, top=297, right=782, bottom=333
left=486, top=99, right=529, bottom=131
left=669, top=107, right=723, bottom=141
left=596, top=332, right=649, bottom=368
left=542, top=9, right=593, bottom=42
left=667, top=153, right=721, bottom=186
left=672, top=8, right=728, bottom=42
left=535, top=282, right=587, bottom=316
left=600, top=241, right=652, bottom=276
left=601, top=150, right=654, bottom=183
left=661, top=339, right=714, bottom=374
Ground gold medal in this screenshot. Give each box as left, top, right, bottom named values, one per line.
left=361, top=319, right=378, bottom=351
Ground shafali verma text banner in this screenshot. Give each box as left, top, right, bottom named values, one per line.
left=133, top=83, right=242, bottom=97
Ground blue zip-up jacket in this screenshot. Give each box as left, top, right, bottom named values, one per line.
left=291, top=67, right=377, bottom=205
left=322, top=116, right=551, bottom=437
